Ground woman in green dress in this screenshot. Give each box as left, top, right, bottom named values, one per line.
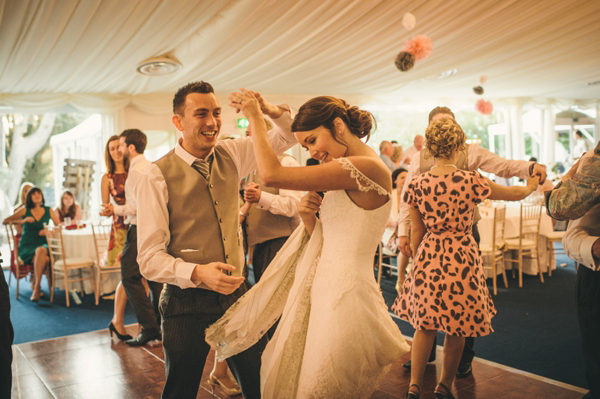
left=3, top=187, right=60, bottom=301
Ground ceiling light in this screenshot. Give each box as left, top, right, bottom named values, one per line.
left=136, top=54, right=182, bottom=76
left=423, top=68, right=458, bottom=81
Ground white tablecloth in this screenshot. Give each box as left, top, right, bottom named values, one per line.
left=478, top=202, right=555, bottom=277
left=58, top=226, right=120, bottom=295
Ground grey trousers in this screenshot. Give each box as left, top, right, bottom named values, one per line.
left=121, top=225, right=162, bottom=333
left=160, top=282, right=265, bottom=399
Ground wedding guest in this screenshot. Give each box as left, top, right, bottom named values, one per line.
left=243, top=122, right=301, bottom=284
left=394, top=117, right=538, bottom=398
left=0, top=255, right=13, bottom=398
left=101, top=129, right=162, bottom=346
left=3, top=188, right=60, bottom=301
left=136, top=81, right=295, bottom=399
left=397, top=105, right=547, bottom=376
left=379, top=140, right=396, bottom=171
left=386, top=167, right=410, bottom=291
left=573, top=130, right=590, bottom=159
left=12, top=182, right=33, bottom=235
left=391, top=145, right=405, bottom=169
left=403, top=134, right=424, bottom=165
left=547, top=147, right=600, bottom=399
left=101, top=135, right=132, bottom=342
left=56, top=190, right=82, bottom=224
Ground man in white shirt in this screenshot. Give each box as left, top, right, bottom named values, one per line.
left=550, top=148, right=600, bottom=399
left=573, top=130, right=591, bottom=160
left=402, top=134, right=424, bottom=165
left=379, top=140, right=396, bottom=171
left=136, top=81, right=296, bottom=399
left=101, top=129, right=162, bottom=346
left=398, top=106, right=547, bottom=377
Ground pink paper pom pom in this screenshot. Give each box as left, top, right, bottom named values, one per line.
left=403, top=35, right=433, bottom=61
left=475, top=99, right=494, bottom=115
left=479, top=75, right=488, bottom=84
left=402, top=13, right=416, bottom=31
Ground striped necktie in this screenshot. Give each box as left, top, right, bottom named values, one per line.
left=192, top=157, right=211, bottom=179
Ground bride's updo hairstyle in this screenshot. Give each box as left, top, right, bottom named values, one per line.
left=425, top=117, right=467, bottom=159
left=291, top=96, right=376, bottom=144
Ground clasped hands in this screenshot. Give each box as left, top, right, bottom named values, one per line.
left=244, top=182, right=262, bottom=204
left=228, top=88, right=285, bottom=121
left=99, top=203, right=114, bottom=217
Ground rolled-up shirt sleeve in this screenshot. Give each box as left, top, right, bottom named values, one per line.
left=562, top=204, right=600, bottom=271
left=136, top=164, right=198, bottom=288
left=469, top=144, right=532, bottom=180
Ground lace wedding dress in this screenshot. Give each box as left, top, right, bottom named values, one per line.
left=206, top=158, right=410, bottom=398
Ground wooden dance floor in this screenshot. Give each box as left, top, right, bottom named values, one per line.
left=11, top=325, right=586, bottom=399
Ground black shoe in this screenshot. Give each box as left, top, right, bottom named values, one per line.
left=125, top=330, right=161, bottom=346
left=456, top=362, right=472, bottom=378
left=434, top=382, right=456, bottom=399
left=108, top=322, right=133, bottom=342
left=406, top=384, right=420, bottom=398
left=402, top=351, right=437, bottom=369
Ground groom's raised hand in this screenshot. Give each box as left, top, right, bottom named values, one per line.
left=192, top=263, right=245, bottom=295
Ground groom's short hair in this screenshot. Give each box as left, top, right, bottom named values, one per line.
left=428, top=106, right=455, bottom=122
left=173, top=81, right=215, bottom=115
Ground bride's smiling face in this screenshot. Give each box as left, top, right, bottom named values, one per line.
left=295, top=126, right=347, bottom=163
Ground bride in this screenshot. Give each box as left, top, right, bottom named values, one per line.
left=206, top=91, right=410, bottom=398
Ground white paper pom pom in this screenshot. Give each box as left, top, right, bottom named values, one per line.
left=402, top=13, right=416, bottom=31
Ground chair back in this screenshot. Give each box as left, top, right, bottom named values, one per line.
left=519, top=203, right=542, bottom=242
left=91, top=223, right=112, bottom=267
left=492, top=205, right=506, bottom=250
left=44, top=225, right=66, bottom=269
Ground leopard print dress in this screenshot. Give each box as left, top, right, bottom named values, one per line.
left=392, top=169, right=497, bottom=337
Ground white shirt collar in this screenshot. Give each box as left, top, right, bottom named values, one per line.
left=129, top=153, right=146, bottom=167
left=175, top=138, right=215, bottom=166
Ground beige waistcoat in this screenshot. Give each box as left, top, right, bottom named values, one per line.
left=245, top=157, right=300, bottom=247
left=155, top=147, right=245, bottom=283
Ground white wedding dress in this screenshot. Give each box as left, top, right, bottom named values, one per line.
left=206, top=158, right=410, bottom=398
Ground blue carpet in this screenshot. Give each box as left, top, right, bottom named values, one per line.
left=380, top=251, right=587, bottom=389
left=5, top=270, right=137, bottom=344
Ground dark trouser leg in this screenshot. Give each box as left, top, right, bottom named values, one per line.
left=577, top=265, right=600, bottom=399
left=121, top=225, right=160, bottom=333
left=161, top=285, right=264, bottom=399
left=252, top=237, right=289, bottom=283
left=0, top=271, right=13, bottom=398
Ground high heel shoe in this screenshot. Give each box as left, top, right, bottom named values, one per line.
left=406, top=384, right=420, bottom=399
left=207, top=373, right=242, bottom=396
left=108, top=322, right=133, bottom=341
left=434, top=382, right=456, bottom=399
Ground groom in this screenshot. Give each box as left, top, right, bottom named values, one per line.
left=136, top=81, right=296, bottom=399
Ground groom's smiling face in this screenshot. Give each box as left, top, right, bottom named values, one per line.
left=174, top=92, right=223, bottom=158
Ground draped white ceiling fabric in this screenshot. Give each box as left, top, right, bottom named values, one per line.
left=0, top=0, right=599, bottom=113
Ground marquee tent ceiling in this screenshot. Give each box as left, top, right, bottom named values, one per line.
left=1, top=0, right=599, bottom=106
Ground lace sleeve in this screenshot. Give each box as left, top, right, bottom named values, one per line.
left=336, top=157, right=390, bottom=197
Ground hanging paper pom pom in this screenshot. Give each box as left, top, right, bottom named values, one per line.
left=473, top=86, right=484, bottom=95
left=402, top=13, right=416, bottom=31
left=403, top=35, right=433, bottom=61
left=476, top=99, right=493, bottom=115
left=479, top=75, right=488, bottom=84
left=395, top=51, right=415, bottom=72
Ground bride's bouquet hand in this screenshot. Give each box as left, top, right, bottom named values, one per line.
left=298, top=192, right=322, bottom=235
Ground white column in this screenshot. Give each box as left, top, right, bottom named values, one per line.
left=502, top=108, right=512, bottom=159
left=508, top=101, right=524, bottom=160
left=541, top=103, right=555, bottom=164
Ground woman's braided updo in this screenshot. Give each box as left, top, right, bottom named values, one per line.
left=425, top=117, right=466, bottom=159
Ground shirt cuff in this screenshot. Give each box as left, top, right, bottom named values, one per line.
left=176, top=261, right=199, bottom=289
left=398, top=223, right=410, bottom=237
left=256, top=191, right=274, bottom=210
left=581, top=236, right=600, bottom=271
left=113, top=204, right=125, bottom=216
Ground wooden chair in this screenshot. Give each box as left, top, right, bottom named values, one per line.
left=545, top=230, right=566, bottom=277
left=44, top=225, right=96, bottom=307
left=480, top=206, right=508, bottom=295
left=91, top=223, right=121, bottom=305
left=376, top=241, right=399, bottom=286
left=503, top=203, right=543, bottom=288
left=4, top=223, right=34, bottom=299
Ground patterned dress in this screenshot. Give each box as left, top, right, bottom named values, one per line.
left=103, top=172, right=128, bottom=267
left=18, top=207, right=51, bottom=264
left=392, top=170, right=497, bottom=337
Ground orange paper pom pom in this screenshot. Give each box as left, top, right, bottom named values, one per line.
left=403, top=35, right=433, bottom=61
left=475, top=99, right=494, bottom=115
